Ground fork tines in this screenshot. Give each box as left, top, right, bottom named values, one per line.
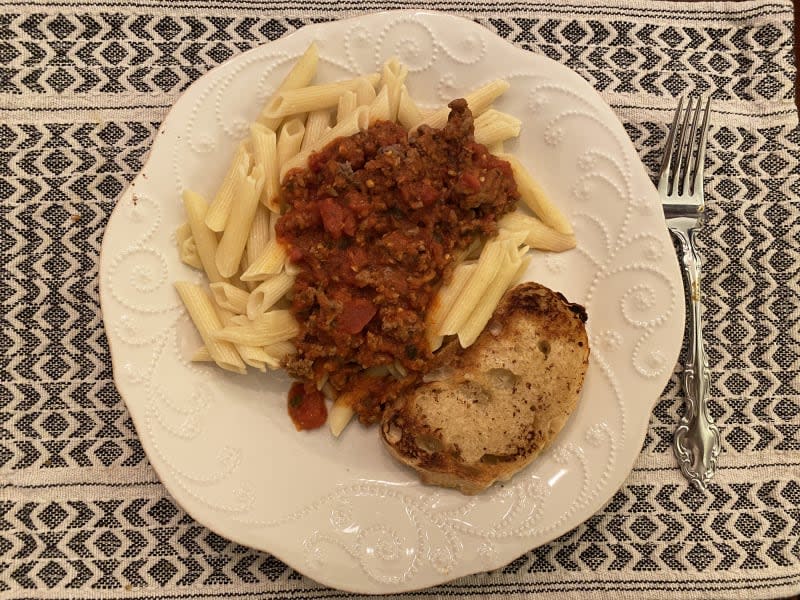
left=658, top=96, right=712, bottom=199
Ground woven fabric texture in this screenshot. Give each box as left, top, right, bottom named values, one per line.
left=1, top=1, right=798, bottom=598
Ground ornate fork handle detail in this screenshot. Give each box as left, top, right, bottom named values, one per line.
left=671, top=228, right=721, bottom=489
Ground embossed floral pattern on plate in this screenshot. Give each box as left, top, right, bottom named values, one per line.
left=99, top=10, right=684, bottom=594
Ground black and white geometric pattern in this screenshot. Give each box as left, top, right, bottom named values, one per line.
left=2, top=1, right=799, bottom=598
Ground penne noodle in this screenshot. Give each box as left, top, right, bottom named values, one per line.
left=262, top=340, right=297, bottom=369
left=250, top=123, right=280, bottom=211
left=280, top=106, right=370, bottom=180
left=191, top=346, right=213, bottom=362
left=354, top=76, right=377, bottom=107
left=258, top=43, right=319, bottom=130
left=174, top=282, right=245, bottom=373
left=241, top=237, right=287, bottom=281
left=457, top=242, right=522, bottom=348
left=237, top=345, right=274, bottom=371
left=216, top=164, right=265, bottom=278
left=277, top=117, right=306, bottom=167
left=380, top=57, right=408, bottom=122
left=302, top=108, right=332, bottom=151
left=264, top=340, right=297, bottom=359
left=213, top=304, right=267, bottom=372
left=179, top=235, right=203, bottom=270
left=336, top=90, right=358, bottom=123
left=209, top=281, right=250, bottom=314
left=240, top=349, right=270, bottom=371
left=498, top=153, right=573, bottom=235
left=426, top=262, right=478, bottom=351
left=213, top=309, right=299, bottom=346
left=263, top=75, right=379, bottom=120
left=397, top=85, right=424, bottom=130
left=329, top=396, right=355, bottom=437
left=438, top=240, right=505, bottom=336
left=182, top=190, right=228, bottom=284
left=487, top=140, right=505, bottom=155
left=368, top=85, right=391, bottom=124
left=321, top=381, right=336, bottom=401
left=316, top=372, right=329, bottom=391
left=205, top=143, right=251, bottom=232
left=414, top=79, right=510, bottom=130
left=245, top=204, right=272, bottom=268
left=246, top=271, right=295, bottom=319
left=175, top=222, right=192, bottom=246
left=512, top=253, right=532, bottom=284
left=473, top=109, right=522, bottom=147
left=498, top=210, right=577, bottom=252
left=496, top=228, right=528, bottom=247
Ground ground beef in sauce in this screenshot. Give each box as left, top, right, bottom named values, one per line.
left=276, top=99, right=520, bottom=426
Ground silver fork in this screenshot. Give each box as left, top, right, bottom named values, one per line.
left=658, top=96, right=721, bottom=490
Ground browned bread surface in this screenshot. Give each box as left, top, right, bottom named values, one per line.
left=381, top=282, right=590, bottom=495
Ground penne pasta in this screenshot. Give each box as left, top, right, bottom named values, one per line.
left=213, top=304, right=267, bottom=372
left=174, top=282, right=245, bottom=373
left=209, top=281, right=250, bottom=314
left=175, top=222, right=191, bottom=246
left=380, top=57, right=408, bottom=123
left=438, top=240, right=505, bottom=336
left=354, top=76, right=377, bottom=107
left=262, top=340, right=297, bottom=369
left=498, top=153, right=573, bottom=235
left=413, top=79, right=510, bottom=130
left=213, top=309, right=299, bottom=346
left=263, top=75, right=379, bottom=120
left=397, top=85, right=424, bottom=130
left=176, top=222, right=201, bottom=269
left=498, top=210, right=577, bottom=252
left=182, top=190, right=228, bottom=284
left=246, top=271, right=296, bottom=320
left=302, top=108, right=332, bottom=151
left=457, top=242, right=523, bottom=348
left=368, top=85, right=391, bottom=124
left=473, top=109, right=522, bottom=147
left=258, top=43, right=319, bottom=130
left=487, top=140, right=505, bottom=155
left=336, top=90, right=358, bottom=123
left=250, top=123, right=280, bottom=211
left=241, top=237, right=287, bottom=281
left=277, top=117, right=306, bottom=167
left=264, top=340, right=296, bottom=359
left=426, top=262, right=478, bottom=351
left=216, top=164, right=265, bottom=278
left=245, top=204, right=272, bottom=268
left=191, top=346, right=212, bottom=362
left=280, top=106, right=370, bottom=180
left=329, top=396, right=355, bottom=437
left=238, top=345, right=275, bottom=371
left=205, top=142, right=251, bottom=232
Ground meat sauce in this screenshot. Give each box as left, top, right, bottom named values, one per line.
left=276, top=99, right=519, bottom=429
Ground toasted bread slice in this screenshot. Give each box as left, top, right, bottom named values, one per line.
left=380, top=282, right=589, bottom=495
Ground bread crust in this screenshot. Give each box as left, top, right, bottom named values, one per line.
left=380, top=282, right=589, bottom=495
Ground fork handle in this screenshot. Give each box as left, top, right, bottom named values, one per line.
left=672, top=229, right=721, bottom=489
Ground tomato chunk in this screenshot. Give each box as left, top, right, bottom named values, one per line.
left=339, top=297, right=377, bottom=334
left=287, top=382, right=328, bottom=431
left=419, top=183, right=439, bottom=206
left=319, top=197, right=356, bottom=239
left=460, top=171, right=481, bottom=191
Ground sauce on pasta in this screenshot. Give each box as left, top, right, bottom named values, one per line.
left=276, top=99, right=519, bottom=430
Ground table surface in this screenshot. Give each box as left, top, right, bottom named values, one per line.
left=1, top=1, right=799, bottom=599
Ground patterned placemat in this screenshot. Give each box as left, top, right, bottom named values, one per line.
left=1, top=1, right=798, bottom=598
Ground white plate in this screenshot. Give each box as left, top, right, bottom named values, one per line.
left=99, top=11, right=684, bottom=594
